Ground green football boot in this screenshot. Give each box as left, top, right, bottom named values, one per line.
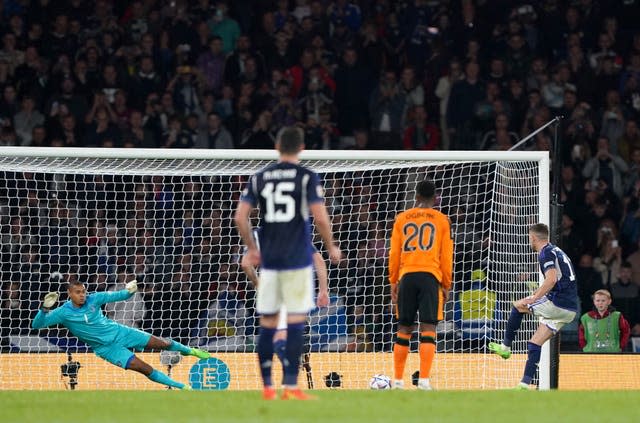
left=488, top=342, right=512, bottom=359
left=185, top=348, right=211, bottom=360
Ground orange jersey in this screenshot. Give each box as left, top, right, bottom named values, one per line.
left=388, top=207, right=453, bottom=289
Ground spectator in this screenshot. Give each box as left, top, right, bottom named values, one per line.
left=480, top=113, right=518, bottom=150
left=196, top=36, right=226, bottom=96
left=593, top=219, right=622, bottom=288
left=196, top=112, right=234, bottom=149
left=239, top=110, right=275, bottom=149
left=124, top=109, right=156, bottom=148
left=435, top=60, right=463, bottom=150
left=611, top=262, right=640, bottom=330
left=402, top=106, right=439, bottom=150
left=576, top=254, right=604, bottom=313
left=447, top=61, right=485, bottom=150
left=398, top=67, right=424, bottom=129
left=207, top=2, right=240, bottom=55
left=334, top=48, right=373, bottom=137
left=618, top=120, right=640, bottom=164
left=12, top=95, right=44, bottom=146
left=578, top=289, right=630, bottom=352
left=582, top=136, right=629, bottom=198
left=369, top=70, right=405, bottom=149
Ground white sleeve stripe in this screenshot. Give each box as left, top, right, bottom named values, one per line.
left=543, top=261, right=554, bottom=267
left=251, top=176, right=258, bottom=198
left=301, top=173, right=310, bottom=220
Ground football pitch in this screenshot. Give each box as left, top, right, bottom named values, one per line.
left=2, top=390, right=638, bottom=423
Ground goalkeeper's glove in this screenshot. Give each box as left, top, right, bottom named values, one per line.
left=125, top=279, right=138, bottom=294
left=42, top=292, right=59, bottom=311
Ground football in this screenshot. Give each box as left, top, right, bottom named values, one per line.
left=369, top=374, right=391, bottom=390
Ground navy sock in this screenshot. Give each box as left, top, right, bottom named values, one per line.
left=521, top=342, right=541, bottom=385
left=283, top=323, right=305, bottom=386
left=274, top=338, right=287, bottom=367
left=147, top=369, right=185, bottom=389
left=503, top=307, right=524, bottom=348
left=257, top=326, right=277, bottom=387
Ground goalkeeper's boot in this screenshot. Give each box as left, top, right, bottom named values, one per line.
left=488, top=342, right=512, bottom=359
left=262, top=386, right=277, bottom=400
left=181, top=385, right=193, bottom=391
left=186, top=348, right=211, bottom=360
left=281, top=388, right=317, bottom=400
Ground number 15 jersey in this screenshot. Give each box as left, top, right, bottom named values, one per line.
left=389, top=207, right=454, bottom=290
left=240, top=161, right=323, bottom=270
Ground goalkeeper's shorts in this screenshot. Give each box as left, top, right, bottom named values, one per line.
left=93, top=327, right=152, bottom=369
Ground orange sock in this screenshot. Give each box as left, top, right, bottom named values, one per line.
left=419, top=331, right=436, bottom=379
left=393, top=332, right=411, bottom=380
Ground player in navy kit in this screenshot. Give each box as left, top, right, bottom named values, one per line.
left=234, top=126, right=341, bottom=400
left=489, top=223, right=578, bottom=389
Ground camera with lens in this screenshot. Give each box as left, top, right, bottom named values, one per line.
left=61, top=353, right=82, bottom=390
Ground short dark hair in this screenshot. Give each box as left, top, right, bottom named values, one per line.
left=416, top=179, right=436, bottom=200
left=67, top=280, right=83, bottom=290
left=529, top=223, right=549, bottom=240
left=277, top=127, right=304, bottom=154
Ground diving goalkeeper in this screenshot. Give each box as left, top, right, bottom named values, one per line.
left=32, top=279, right=211, bottom=390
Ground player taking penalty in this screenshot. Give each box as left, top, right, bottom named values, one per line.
left=388, top=179, right=453, bottom=390
left=235, top=126, right=341, bottom=400
left=32, top=278, right=210, bottom=390
left=489, top=223, right=578, bottom=389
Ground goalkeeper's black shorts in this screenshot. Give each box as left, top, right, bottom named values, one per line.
left=396, top=272, right=443, bottom=326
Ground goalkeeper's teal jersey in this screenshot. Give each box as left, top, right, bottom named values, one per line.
left=32, top=290, right=133, bottom=347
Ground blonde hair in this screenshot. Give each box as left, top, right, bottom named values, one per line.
left=593, top=289, right=611, bottom=299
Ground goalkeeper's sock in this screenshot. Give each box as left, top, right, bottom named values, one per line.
left=257, top=326, right=277, bottom=387
left=283, top=323, right=305, bottom=386
left=167, top=340, right=192, bottom=355
left=521, top=342, right=541, bottom=385
left=274, top=338, right=287, bottom=367
left=393, top=332, right=411, bottom=381
left=419, top=331, right=436, bottom=379
left=503, top=307, right=524, bottom=348
left=147, top=369, right=185, bottom=389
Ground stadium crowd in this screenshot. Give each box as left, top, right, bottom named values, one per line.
left=1, top=0, right=640, bottom=352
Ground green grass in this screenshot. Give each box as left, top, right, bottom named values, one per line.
left=2, top=390, right=638, bottom=423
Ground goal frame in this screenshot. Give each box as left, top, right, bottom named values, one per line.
left=0, top=147, right=550, bottom=390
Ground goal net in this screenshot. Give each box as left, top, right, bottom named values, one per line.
left=0, top=148, right=549, bottom=390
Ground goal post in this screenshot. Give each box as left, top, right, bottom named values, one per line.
left=0, top=147, right=549, bottom=390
